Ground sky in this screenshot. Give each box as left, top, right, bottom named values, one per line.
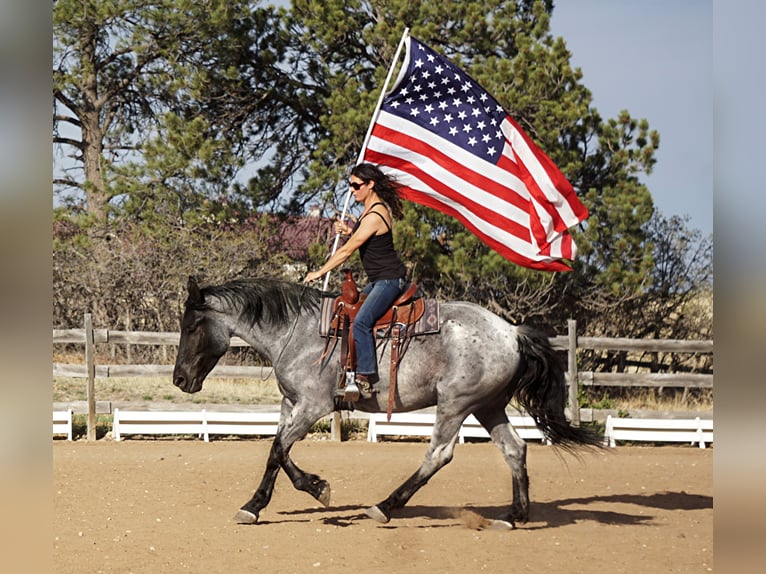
left=548, top=0, right=713, bottom=236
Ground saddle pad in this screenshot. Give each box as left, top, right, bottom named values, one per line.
left=318, top=296, right=440, bottom=338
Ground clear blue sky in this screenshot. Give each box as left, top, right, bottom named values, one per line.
left=549, top=0, right=713, bottom=236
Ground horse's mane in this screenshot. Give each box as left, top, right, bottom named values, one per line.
left=198, top=277, right=321, bottom=329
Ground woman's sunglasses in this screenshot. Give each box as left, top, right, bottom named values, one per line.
left=349, top=181, right=365, bottom=190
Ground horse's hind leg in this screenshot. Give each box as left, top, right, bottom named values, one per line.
left=472, top=405, right=529, bottom=525
left=365, top=414, right=463, bottom=524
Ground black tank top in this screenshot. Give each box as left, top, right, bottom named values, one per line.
left=353, top=203, right=407, bottom=281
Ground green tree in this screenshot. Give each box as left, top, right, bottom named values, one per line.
left=53, top=0, right=324, bottom=226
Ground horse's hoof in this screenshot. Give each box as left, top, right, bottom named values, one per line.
left=233, top=509, right=258, bottom=524
left=487, top=519, right=515, bottom=530
left=317, top=483, right=331, bottom=507
left=365, top=505, right=390, bottom=523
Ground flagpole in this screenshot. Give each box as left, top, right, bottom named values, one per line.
left=321, top=27, right=410, bottom=291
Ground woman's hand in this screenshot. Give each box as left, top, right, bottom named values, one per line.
left=334, top=219, right=352, bottom=236
left=303, top=270, right=322, bottom=284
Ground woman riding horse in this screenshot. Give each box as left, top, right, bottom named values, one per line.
left=304, top=163, right=408, bottom=400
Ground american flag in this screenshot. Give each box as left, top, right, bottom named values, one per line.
left=363, top=36, right=588, bottom=271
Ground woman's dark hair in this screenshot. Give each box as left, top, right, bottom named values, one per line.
left=351, top=163, right=404, bottom=219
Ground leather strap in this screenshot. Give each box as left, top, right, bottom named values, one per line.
left=388, top=323, right=401, bottom=421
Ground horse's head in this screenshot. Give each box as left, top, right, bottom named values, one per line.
left=173, top=276, right=231, bottom=393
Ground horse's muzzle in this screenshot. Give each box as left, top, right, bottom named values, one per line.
left=173, top=369, right=201, bottom=394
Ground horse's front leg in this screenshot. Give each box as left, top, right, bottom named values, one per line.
left=234, top=433, right=289, bottom=524
left=234, top=399, right=331, bottom=524
left=281, top=454, right=331, bottom=507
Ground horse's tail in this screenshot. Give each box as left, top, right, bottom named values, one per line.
left=512, top=325, right=603, bottom=451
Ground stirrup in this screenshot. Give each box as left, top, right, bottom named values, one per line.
left=341, top=382, right=360, bottom=402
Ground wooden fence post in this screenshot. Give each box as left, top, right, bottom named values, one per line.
left=567, top=319, right=580, bottom=426
left=85, top=313, right=96, bottom=441
left=331, top=411, right=342, bottom=441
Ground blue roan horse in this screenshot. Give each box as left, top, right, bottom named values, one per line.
left=173, top=276, right=601, bottom=526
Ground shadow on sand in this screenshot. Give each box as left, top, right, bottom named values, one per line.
left=268, top=491, right=711, bottom=530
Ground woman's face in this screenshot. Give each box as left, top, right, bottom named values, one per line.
left=349, top=176, right=373, bottom=202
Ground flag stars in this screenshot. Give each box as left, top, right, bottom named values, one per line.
left=467, top=136, right=477, bottom=146
left=486, top=146, right=496, bottom=156
left=410, top=107, right=420, bottom=117
left=477, top=120, right=486, bottom=130
left=429, top=116, right=440, bottom=127
left=457, top=110, right=467, bottom=120
left=415, top=58, right=424, bottom=68
left=462, top=123, right=472, bottom=133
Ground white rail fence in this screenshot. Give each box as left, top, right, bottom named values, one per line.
left=52, top=408, right=714, bottom=448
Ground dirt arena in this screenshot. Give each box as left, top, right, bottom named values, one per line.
left=53, top=439, right=712, bottom=573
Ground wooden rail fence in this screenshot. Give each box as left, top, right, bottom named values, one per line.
left=54, top=315, right=713, bottom=440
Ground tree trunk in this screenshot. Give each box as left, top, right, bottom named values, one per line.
left=80, top=25, right=107, bottom=223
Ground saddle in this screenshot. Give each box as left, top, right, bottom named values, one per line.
left=326, top=270, right=423, bottom=418
left=329, top=271, right=425, bottom=334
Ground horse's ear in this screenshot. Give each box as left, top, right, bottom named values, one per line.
left=187, top=275, right=203, bottom=305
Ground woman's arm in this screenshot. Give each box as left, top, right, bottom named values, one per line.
left=303, top=215, right=382, bottom=283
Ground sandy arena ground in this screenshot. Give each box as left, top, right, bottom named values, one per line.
left=53, top=439, right=712, bottom=573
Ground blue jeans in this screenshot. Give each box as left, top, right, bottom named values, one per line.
left=354, top=277, right=407, bottom=377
